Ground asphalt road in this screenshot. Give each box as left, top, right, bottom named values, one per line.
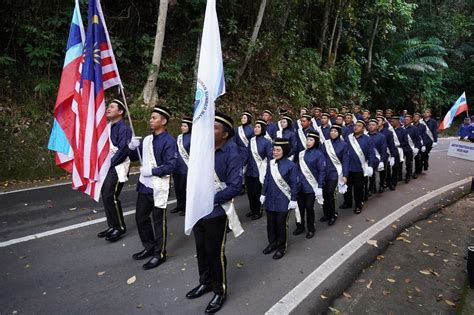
left=0, top=139, right=472, bottom=314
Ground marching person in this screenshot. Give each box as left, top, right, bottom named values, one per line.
left=340, top=106, right=349, bottom=115
left=262, top=109, right=277, bottom=140
left=276, top=114, right=297, bottom=159
left=390, top=115, right=412, bottom=184
left=339, top=120, right=377, bottom=214
left=294, top=114, right=315, bottom=161
left=343, top=113, right=355, bottom=140
left=367, top=119, right=388, bottom=196
left=98, top=99, right=132, bottom=242
left=413, top=113, right=430, bottom=175
left=260, top=138, right=299, bottom=260
left=128, top=106, right=177, bottom=270
left=353, top=105, right=363, bottom=120
left=421, top=109, right=438, bottom=171
left=403, top=114, right=422, bottom=181
left=294, top=131, right=326, bottom=238
left=377, top=115, right=398, bottom=192
left=185, top=113, right=242, bottom=314
left=362, top=109, right=371, bottom=125
left=234, top=111, right=254, bottom=194
left=318, top=113, right=332, bottom=142
left=320, top=124, right=349, bottom=226
left=171, top=117, right=192, bottom=216
left=293, top=107, right=309, bottom=131
left=245, top=119, right=272, bottom=220
left=311, top=107, right=323, bottom=127
left=329, top=108, right=338, bottom=125
left=385, top=109, right=394, bottom=120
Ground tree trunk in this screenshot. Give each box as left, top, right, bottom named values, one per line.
left=192, top=35, right=201, bottom=95
left=279, top=0, right=292, bottom=29
left=331, top=10, right=344, bottom=66
left=326, top=0, right=342, bottom=67
left=366, top=14, right=380, bottom=77
left=141, top=0, right=169, bottom=108
left=235, top=0, right=268, bottom=83
left=318, top=0, right=331, bottom=63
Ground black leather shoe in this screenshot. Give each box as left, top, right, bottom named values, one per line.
left=378, top=186, right=384, bottom=193
left=354, top=207, right=362, bottom=214
left=272, top=250, right=285, bottom=260
left=251, top=214, right=262, bottom=220
left=178, top=210, right=185, bottom=216
left=132, top=248, right=154, bottom=260
left=306, top=231, right=314, bottom=239
left=339, top=203, right=352, bottom=209
left=170, top=208, right=180, bottom=214
left=186, top=284, right=212, bottom=299
left=319, top=215, right=330, bottom=222
left=143, top=256, right=166, bottom=270
left=292, top=227, right=305, bottom=236
left=328, top=216, right=337, bottom=226
left=245, top=212, right=253, bottom=217
left=389, top=185, right=396, bottom=191
left=263, top=244, right=276, bottom=255
left=205, top=294, right=226, bottom=313
left=105, top=229, right=125, bottom=242
left=405, top=177, right=410, bottom=184
left=413, top=173, right=418, bottom=179
left=97, top=228, right=113, bottom=238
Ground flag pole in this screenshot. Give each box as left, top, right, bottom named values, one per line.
left=119, top=86, right=142, bottom=165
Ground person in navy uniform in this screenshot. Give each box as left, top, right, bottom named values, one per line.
left=97, top=99, right=132, bottom=242
left=329, top=108, right=338, bottom=125
left=413, top=113, right=430, bottom=175
left=262, top=109, right=277, bottom=139
left=171, top=117, right=192, bottom=216
left=353, top=105, right=363, bottom=121
left=319, top=113, right=332, bottom=140
left=277, top=115, right=297, bottom=158
left=260, top=138, right=299, bottom=259
left=245, top=119, right=272, bottom=220
left=367, top=119, right=388, bottom=196
left=234, top=111, right=254, bottom=194
left=339, top=120, right=377, bottom=214
left=362, top=109, right=371, bottom=125
left=340, top=106, right=348, bottom=115
left=294, top=131, right=326, bottom=239
left=390, top=115, right=412, bottom=184
left=128, top=106, right=177, bottom=270
left=403, top=114, right=422, bottom=180
left=312, top=107, right=323, bottom=127
left=294, top=114, right=315, bottom=161
left=320, top=124, right=349, bottom=225
left=385, top=109, right=394, bottom=119
left=458, top=117, right=472, bottom=141
left=422, top=108, right=438, bottom=171
left=377, top=115, right=398, bottom=191
left=335, top=114, right=349, bottom=138
left=343, top=113, right=355, bottom=140
left=185, top=113, right=242, bottom=314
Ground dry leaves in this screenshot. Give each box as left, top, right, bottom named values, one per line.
left=367, top=240, right=378, bottom=247
left=396, top=236, right=411, bottom=244
left=366, top=280, right=373, bottom=289
left=387, top=278, right=396, bottom=283
left=236, top=262, right=244, bottom=268
left=127, top=275, right=137, bottom=285
left=343, top=292, right=352, bottom=299
left=328, top=306, right=341, bottom=314
left=377, top=255, right=384, bottom=260
left=382, top=290, right=391, bottom=296
left=444, top=299, right=456, bottom=307
left=320, top=294, right=328, bottom=300
left=97, top=271, right=105, bottom=276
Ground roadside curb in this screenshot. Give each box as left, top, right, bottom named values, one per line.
left=266, top=177, right=472, bottom=314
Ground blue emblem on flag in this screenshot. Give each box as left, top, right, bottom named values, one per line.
left=194, top=79, right=209, bottom=122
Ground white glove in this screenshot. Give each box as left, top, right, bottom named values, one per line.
left=413, top=148, right=419, bottom=156
left=421, top=146, right=426, bottom=152
left=389, top=157, right=395, bottom=167
left=259, top=195, right=266, bottom=204
left=128, top=136, right=141, bottom=150
left=110, top=145, right=118, bottom=155
left=366, top=166, right=374, bottom=177
left=338, top=183, right=348, bottom=194
left=378, top=161, right=384, bottom=171
left=433, top=142, right=438, bottom=147
left=140, top=166, right=153, bottom=177
left=288, top=201, right=297, bottom=210
left=315, top=188, right=323, bottom=198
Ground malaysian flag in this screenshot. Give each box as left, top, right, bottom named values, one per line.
left=71, top=0, right=122, bottom=201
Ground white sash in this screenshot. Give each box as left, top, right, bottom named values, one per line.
left=265, top=131, right=272, bottom=141
left=140, top=135, right=171, bottom=209
left=276, top=130, right=283, bottom=138
left=392, top=127, right=405, bottom=162
left=421, top=119, right=434, bottom=142
left=318, top=125, right=327, bottom=142
left=277, top=120, right=283, bottom=132
left=269, top=160, right=301, bottom=223
left=299, top=151, right=323, bottom=205
left=324, top=139, right=345, bottom=187
left=405, top=128, right=415, bottom=151
left=177, top=134, right=189, bottom=166
left=297, top=128, right=307, bottom=149
left=238, top=126, right=250, bottom=147
left=374, top=147, right=384, bottom=171
left=250, top=137, right=267, bottom=184
left=348, top=134, right=369, bottom=176
left=297, top=119, right=302, bottom=130
left=108, top=123, right=130, bottom=183
left=311, top=117, right=318, bottom=128
left=214, top=173, right=244, bottom=238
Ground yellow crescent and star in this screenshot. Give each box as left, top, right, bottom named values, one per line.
left=81, top=15, right=101, bottom=65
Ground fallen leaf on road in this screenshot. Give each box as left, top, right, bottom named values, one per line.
left=419, top=270, right=431, bottom=275
left=366, top=280, right=373, bottom=289
left=443, top=259, right=449, bottom=263
left=422, top=243, right=429, bottom=247
left=357, top=279, right=366, bottom=283
left=391, top=224, right=397, bottom=229
left=444, top=300, right=456, bottom=307
left=236, top=262, right=244, bottom=268
left=377, top=255, right=384, bottom=260
left=320, top=294, right=328, bottom=300
left=415, top=225, right=422, bottom=230
left=405, top=278, right=412, bottom=284
left=127, top=275, right=136, bottom=285
left=428, top=253, right=435, bottom=257
left=394, top=266, right=401, bottom=270
left=387, top=278, right=396, bottom=283
left=365, top=218, right=375, bottom=222
left=396, top=237, right=411, bottom=244
left=427, top=220, right=433, bottom=224
left=343, top=292, right=352, bottom=299
left=382, top=290, right=391, bottom=296
left=97, top=271, right=105, bottom=276
left=415, top=287, right=422, bottom=293
left=347, top=225, right=352, bottom=229
left=367, top=240, right=378, bottom=247
left=430, top=270, right=440, bottom=277
left=25, top=264, right=30, bottom=268
left=436, top=294, right=443, bottom=301
left=136, top=304, right=143, bottom=309
left=69, top=207, right=77, bottom=211
left=328, top=306, right=341, bottom=314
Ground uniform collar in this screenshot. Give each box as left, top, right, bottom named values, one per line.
left=216, top=139, right=232, bottom=152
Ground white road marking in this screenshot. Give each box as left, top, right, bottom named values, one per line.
left=265, top=177, right=471, bottom=314
left=0, top=199, right=176, bottom=248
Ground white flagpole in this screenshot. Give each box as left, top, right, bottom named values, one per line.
left=119, top=86, right=142, bottom=165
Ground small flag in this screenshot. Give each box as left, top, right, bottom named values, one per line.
left=185, top=0, right=225, bottom=235
left=439, top=92, right=468, bottom=130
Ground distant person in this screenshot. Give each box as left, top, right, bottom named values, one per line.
left=262, top=109, right=277, bottom=140
left=422, top=109, right=438, bottom=171
left=97, top=99, right=132, bottom=243
left=459, top=117, right=472, bottom=141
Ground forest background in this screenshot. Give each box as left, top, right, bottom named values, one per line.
left=0, top=0, right=473, bottom=181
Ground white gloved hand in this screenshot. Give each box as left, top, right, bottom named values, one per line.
left=128, top=136, right=141, bottom=150
left=413, top=148, right=419, bottom=156
left=110, top=145, right=118, bottom=155
left=366, top=166, right=374, bottom=177
left=389, top=157, right=395, bottom=167
left=315, top=188, right=323, bottom=198
left=288, top=200, right=298, bottom=210
left=433, top=142, right=438, bottom=147
left=378, top=161, right=384, bottom=171
left=140, top=166, right=153, bottom=177
left=338, top=183, right=348, bottom=194
left=421, top=146, right=426, bottom=152
left=259, top=195, right=266, bottom=204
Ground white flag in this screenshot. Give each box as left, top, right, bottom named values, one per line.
left=185, top=0, right=225, bottom=235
